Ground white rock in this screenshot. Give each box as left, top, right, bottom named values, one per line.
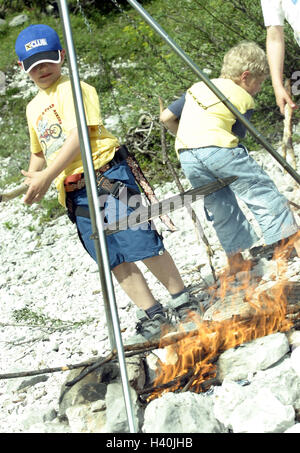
left=229, top=389, right=295, bottom=433
left=143, top=392, right=225, bottom=433
left=291, top=347, right=300, bottom=376
left=287, top=331, right=300, bottom=350
left=24, top=421, right=71, bottom=433
left=213, top=380, right=249, bottom=427
left=217, top=333, right=290, bottom=381
left=250, top=357, right=300, bottom=405
left=9, top=15, right=29, bottom=27
left=284, top=423, right=300, bottom=433
left=213, top=359, right=300, bottom=434
left=104, top=382, right=140, bottom=433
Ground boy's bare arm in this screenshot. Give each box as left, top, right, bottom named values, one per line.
left=22, top=127, right=81, bottom=205
left=266, top=25, right=296, bottom=114
left=28, top=151, right=46, bottom=172
left=160, top=108, right=179, bottom=135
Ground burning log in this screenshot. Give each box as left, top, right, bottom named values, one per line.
left=138, top=366, right=219, bottom=400
left=146, top=279, right=300, bottom=400
left=0, top=280, right=299, bottom=399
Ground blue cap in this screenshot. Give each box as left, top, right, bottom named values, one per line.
left=15, top=24, right=63, bottom=73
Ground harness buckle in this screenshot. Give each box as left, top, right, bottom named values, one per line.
left=111, top=181, right=126, bottom=198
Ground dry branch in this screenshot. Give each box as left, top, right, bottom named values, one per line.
left=0, top=342, right=169, bottom=382
left=0, top=327, right=212, bottom=382
left=1, top=282, right=299, bottom=386
left=282, top=79, right=297, bottom=170
left=288, top=200, right=300, bottom=211
left=0, top=184, right=27, bottom=203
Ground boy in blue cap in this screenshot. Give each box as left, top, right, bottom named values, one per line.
left=15, top=24, right=201, bottom=345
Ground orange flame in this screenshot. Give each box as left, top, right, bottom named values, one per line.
left=149, top=233, right=299, bottom=400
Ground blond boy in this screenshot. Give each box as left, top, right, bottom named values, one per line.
left=161, top=41, right=300, bottom=273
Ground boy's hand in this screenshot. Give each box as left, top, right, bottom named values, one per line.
left=21, top=169, right=52, bottom=205
left=274, top=84, right=297, bottom=115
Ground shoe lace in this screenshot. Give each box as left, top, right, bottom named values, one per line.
left=175, top=301, right=203, bottom=320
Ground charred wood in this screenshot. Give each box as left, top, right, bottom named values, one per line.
left=0, top=282, right=299, bottom=386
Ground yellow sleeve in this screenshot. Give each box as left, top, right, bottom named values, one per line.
left=58, top=81, right=102, bottom=131
left=230, top=88, right=255, bottom=115
left=26, top=107, right=42, bottom=154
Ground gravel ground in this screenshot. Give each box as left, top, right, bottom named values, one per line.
left=0, top=147, right=299, bottom=432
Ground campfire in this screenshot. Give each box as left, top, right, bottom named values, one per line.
left=142, top=233, right=300, bottom=401
left=2, top=233, right=298, bottom=433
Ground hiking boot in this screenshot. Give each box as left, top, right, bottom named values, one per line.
left=167, top=292, right=203, bottom=331
left=125, top=310, right=173, bottom=346
left=250, top=243, right=277, bottom=260
left=250, top=235, right=298, bottom=261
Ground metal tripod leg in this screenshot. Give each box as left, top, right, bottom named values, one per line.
left=58, top=0, right=137, bottom=434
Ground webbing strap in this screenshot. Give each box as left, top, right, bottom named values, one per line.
left=73, top=182, right=141, bottom=220
left=74, top=205, right=90, bottom=219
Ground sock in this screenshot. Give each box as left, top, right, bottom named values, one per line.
left=171, top=287, right=187, bottom=299
left=145, top=302, right=164, bottom=319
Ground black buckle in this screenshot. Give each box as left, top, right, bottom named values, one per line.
left=111, top=181, right=126, bottom=198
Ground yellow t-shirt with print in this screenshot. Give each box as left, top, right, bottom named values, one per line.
left=26, top=75, right=120, bottom=207
left=175, top=78, right=255, bottom=153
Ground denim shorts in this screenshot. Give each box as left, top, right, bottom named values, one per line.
left=69, top=160, right=164, bottom=269
left=179, top=145, right=298, bottom=255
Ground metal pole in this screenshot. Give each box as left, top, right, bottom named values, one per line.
left=57, top=0, right=137, bottom=433
left=126, top=0, right=300, bottom=186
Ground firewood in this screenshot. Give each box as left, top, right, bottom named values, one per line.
left=282, top=79, right=297, bottom=170
left=0, top=282, right=298, bottom=386
left=288, top=200, right=300, bottom=211
left=138, top=368, right=196, bottom=396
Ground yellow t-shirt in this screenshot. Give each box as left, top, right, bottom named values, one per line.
left=175, top=78, right=255, bottom=153
left=26, top=75, right=120, bottom=206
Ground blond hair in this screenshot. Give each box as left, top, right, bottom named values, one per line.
left=220, top=41, right=269, bottom=81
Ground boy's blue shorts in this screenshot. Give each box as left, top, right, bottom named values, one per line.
left=69, top=160, right=165, bottom=269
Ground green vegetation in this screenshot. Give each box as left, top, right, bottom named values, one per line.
left=3, top=220, right=15, bottom=230
left=12, top=306, right=96, bottom=328
left=38, top=196, right=66, bottom=224
left=1, top=0, right=299, bottom=213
